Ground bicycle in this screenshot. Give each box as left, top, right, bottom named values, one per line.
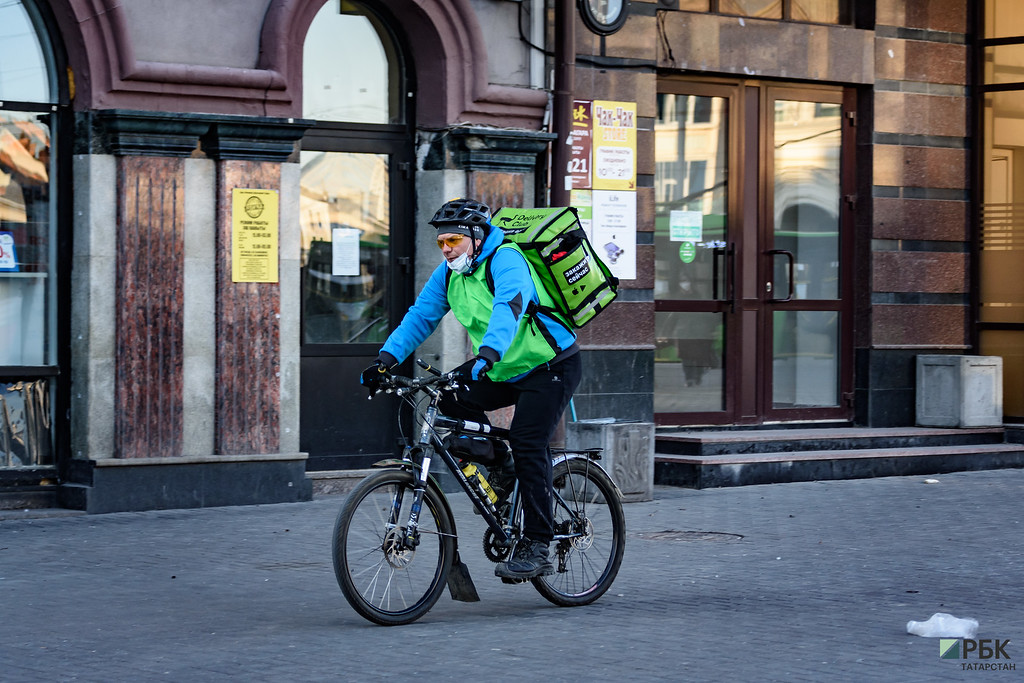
left=332, top=359, right=626, bottom=626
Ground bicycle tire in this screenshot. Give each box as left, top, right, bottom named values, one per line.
left=332, top=469, right=454, bottom=626
left=532, top=457, right=626, bottom=606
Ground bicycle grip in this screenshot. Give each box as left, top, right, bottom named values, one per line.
left=416, top=358, right=442, bottom=376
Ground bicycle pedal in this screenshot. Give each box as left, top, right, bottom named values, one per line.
left=500, top=577, right=529, bottom=585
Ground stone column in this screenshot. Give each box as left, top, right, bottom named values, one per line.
left=63, top=111, right=313, bottom=512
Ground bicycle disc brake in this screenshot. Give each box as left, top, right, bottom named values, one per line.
left=383, top=527, right=415, bottom=569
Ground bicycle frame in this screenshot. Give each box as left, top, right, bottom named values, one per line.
left=336, top=363, right=627, bottom=624
left=399, top=384, right=515, bottom=550
left=375, top=362, right=615, bottom=565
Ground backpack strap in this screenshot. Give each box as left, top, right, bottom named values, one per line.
left=484, top=244, right=570, bottom=354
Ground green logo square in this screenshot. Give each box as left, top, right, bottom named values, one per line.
left=939, top=639, right=960, bottom=659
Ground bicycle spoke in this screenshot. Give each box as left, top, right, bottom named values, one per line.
left=333, top=470, right=454, bottom=625
left=533, top=458, right=625, bottom=606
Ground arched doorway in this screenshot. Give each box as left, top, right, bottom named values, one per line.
left=299, top=0, right=415, bottom=469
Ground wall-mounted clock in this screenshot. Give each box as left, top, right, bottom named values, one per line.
left=578, top=0, right=630, bottom=35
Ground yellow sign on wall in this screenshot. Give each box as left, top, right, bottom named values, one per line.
left=232, top=188, right=279, bottom=283
left=592, top=100, right=637, bottom=191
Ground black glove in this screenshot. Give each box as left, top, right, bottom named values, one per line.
left=360, top=356, right=395, bottom=394
left=450, top=355, right=493, bottom=383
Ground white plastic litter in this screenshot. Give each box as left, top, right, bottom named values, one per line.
left=906, top=613, right=979, bottom=638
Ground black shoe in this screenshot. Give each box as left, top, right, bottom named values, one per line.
left=495, top=538, right=554, bottom=579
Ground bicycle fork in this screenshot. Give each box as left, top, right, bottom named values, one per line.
left=398, top=405, right=440, bottom=549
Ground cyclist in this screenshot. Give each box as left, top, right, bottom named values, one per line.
left=361, top=198, right=581, bottom=579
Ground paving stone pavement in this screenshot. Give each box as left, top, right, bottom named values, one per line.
left=2, top=468, right=1023, bottom=682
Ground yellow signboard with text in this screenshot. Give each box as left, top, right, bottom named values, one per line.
left=232, top=188, right=279, bottom=283
left=592, top=100, right=637, bottom=191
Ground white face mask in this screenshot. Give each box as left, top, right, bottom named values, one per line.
left=447, top=251, right=473, bottom=274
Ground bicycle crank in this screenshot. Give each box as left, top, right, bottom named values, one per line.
left=483, top=528, right=511, bottom=563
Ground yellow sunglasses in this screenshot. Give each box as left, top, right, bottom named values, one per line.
left=436, top=234, right=467, bottom=249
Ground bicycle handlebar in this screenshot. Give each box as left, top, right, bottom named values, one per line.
left=369, top=358, right=459, bottom=397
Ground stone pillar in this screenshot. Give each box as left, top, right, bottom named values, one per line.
left=63, top=111, right=313, bottom=512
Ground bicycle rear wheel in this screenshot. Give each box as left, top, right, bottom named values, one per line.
left=332, top=469, right=454, bottom=626
left=532, top=457, right=625, bottom=606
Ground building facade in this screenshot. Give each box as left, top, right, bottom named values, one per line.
left=0, top=0, right=1015, bottom=511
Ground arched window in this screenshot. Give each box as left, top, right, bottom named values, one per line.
left=0, top=0, right=59, bottom=468
left=302, top=0, right=402, bottom=125
left=298, top=0, right=415, bottom=469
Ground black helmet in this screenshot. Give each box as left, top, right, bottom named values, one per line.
left=429, top=198, right=491, bottom=241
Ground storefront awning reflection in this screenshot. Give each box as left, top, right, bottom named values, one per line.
left=0, top=128, right=48, bottom=184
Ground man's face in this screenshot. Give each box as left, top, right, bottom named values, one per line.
left=437, top=232, right=480, bottom=264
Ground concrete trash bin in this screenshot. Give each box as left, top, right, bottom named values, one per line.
left=566, top=419, right=654, bottom=502
left=916, top=355, right=1003, bottom=428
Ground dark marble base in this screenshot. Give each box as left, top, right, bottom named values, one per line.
left=855, top=348, right=960, bottom=427
left=59, top=456, right=312, bottom=514
left=572, top=349, right=654, bottom=422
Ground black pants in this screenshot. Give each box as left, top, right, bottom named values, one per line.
left=440, top=352, right=582, bottom=542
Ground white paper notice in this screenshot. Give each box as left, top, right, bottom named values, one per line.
left=592, top=190, right=636, bottom=280
left=669, top=210, right=703, bottom=242
left=331, top=227, right=361, bottom=276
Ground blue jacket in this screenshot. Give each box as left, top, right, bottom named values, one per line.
left=379, top=225, right=578, bottom=380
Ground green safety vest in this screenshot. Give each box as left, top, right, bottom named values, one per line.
left=446, top=243, right=566, bottom=381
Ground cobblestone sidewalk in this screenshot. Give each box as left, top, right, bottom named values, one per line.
left=2, top=469, right=1022, bottom=681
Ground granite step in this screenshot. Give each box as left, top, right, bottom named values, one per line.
left=655, top=426, right=1005, bottom=456
left=655, top=442, right=1024, bottom=489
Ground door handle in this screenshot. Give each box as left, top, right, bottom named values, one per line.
left=712, top=242, right=737, bottom=312
left=727, top=242, right=736, bottom=313
left=766, top=249, right=794, bottom=302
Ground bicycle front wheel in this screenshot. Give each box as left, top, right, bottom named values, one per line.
left=532, top=457, right=626, bottom=606
left=332, top=469, right=454, bottom=626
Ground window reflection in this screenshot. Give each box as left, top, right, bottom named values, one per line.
left=773, top=100, right=841, bottom=300
left=300, top=151, right=390, bottom=344
left=773, top=310, right=839, bottom=407
left=986, top=0, right=1024, bottom=40
left=655, top=311, right=725, bottom=412
left=699, top=0, right=843, bottom=23
left=0, top=111, right=51, bottom=365
left=0, top=2, right=51, bottom=102
left=654, top=94, right=729, bottom=303
left=791, top=0, right=839, bottom=23
left=719, top=0, right=781, bottom=19
left=654, top=94, right=729, bottom=415
left=1, top=379, right=52, bottom=466
left=981, top=4, right=1024, bottom=417
left=303, top=1, right=398, bottom=124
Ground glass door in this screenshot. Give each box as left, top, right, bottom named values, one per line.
left=655, top=85, right=735, bottom=423
left=655, top=80, right=854, bottom=426
left=762, top=88, right=853, bottom=420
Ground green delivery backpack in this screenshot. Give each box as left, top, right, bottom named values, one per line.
left=490, top=206, right=619, bottom=328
